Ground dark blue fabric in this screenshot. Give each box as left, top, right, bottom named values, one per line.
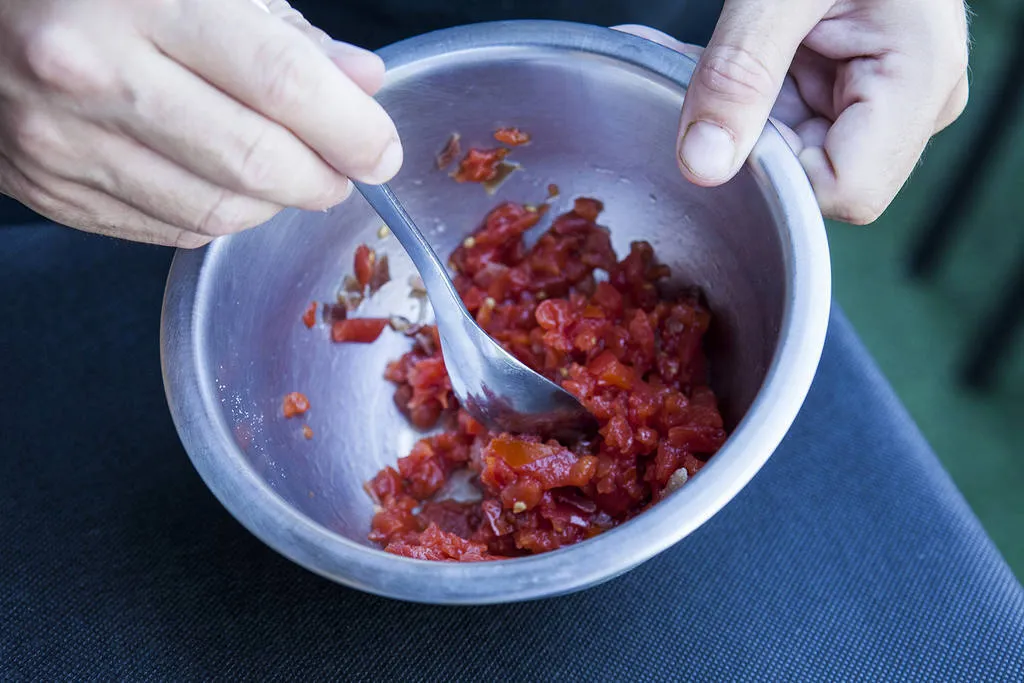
left=1, top=222, right=1022, bottom=680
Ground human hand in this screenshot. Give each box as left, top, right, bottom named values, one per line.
left=617, top=0, right=969, bottom=224
left=0, top=0, right=400, bottom=247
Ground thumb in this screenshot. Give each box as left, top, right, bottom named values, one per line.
left=678, top=0, right=823, bottom=186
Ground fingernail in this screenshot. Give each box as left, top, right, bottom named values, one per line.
left=679, top=121, right=736, bottom=183
left=366, top=137, right=403, bottom=183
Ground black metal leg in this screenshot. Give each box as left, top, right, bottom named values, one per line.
left=960, top=249, right=1024, bottom=389
left=907, top=15, right=1024, bottom=278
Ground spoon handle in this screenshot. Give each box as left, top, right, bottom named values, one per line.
left=353, top=182, right=467, bottom=329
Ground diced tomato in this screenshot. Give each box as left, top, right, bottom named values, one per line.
left=453, top=148, right=508, bottom=183
left=486, top=434, right=562, bottom=468
left=353, top=244, right=375, bottom=289
left=385, top=524, right=499, bottom=562
left=301, top=301, right=317, bottom=329
left=282, top=392, right=309, bottom=419
left=493, top=127, right=531, bottom=146
left=535, top=299, right=573, bottom=332
left=573, top=197, right=604, bottom=222
left=591, top=282, right=624, bottom=317
left=588, top=351, right=636, bottom=390
left=331, top=318, right=388, bottom=343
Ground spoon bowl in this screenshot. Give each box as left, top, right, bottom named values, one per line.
left=354, top=181, right=596, bottom=438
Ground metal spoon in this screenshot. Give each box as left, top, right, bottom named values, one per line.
left=354, top=182, right=596, bottom=439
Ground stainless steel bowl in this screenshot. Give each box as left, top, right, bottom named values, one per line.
left=161, top=20, right=831, bottom=604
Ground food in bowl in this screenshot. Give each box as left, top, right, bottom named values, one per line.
left=308, top=192, right=727, bottom=561
left=493, top=127, right=531, bottom=146
left=282, top=391, right=310, bottom=419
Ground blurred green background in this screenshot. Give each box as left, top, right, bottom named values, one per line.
left=827, top=1, right=1023, bottom=577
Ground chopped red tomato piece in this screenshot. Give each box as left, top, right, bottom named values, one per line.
left=588, top=351, right=636, bottom=390
left=486, top=434, right=563, bottom=468
left=573, top=197, right=603, bottom=223
left=331, top=318, right=388, bottom=343
left=494, top=127, right=531, bottom=146
left=301, top=301, right=317, bottom=329
left=452, top=148, right=508, bottom=183
left=353, top=244, right=375, bottom=289
left=385, top=525, right=498, bottom=562
left=282, top=392, right=309, bottom=419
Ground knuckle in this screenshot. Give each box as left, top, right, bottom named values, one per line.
left=698, top=45, right=778, bottom=104
left=349, top=131, right=394, bottom=177
left=21, top=23, right=109, bottom=95
left=235, top=129, right=279, bottom=194
left=196, top=192, right=247, bottom=236
left=254, top=40, right=316, bottom=113
left=21, top=23, right=73, bottom=84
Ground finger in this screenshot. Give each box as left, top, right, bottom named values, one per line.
left=615, top=24, right=813, bottom=155
left=2, top=158, right=211, bottom=248
left=67, top=122, right=285, bottom=237
left=264, top=0, right=385, bottom=95
left=321, top=41, right=387, bottom=96
left=799, top=56, right=935, bottom=225
left=794, top=116, right=829, bottom=149
left=787, top=46, right=837, bottom=121
left=676, top=0, right=824, bottom=186
left=109, top=47, right=351, bottom=211
left=148, top=0, right=401, bottom=184
left=768, top=74, right=815, bottom=129
left=935, top=71, right=969, bottom=132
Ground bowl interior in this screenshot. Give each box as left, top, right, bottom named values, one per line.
left=192, top=44, right=785, bottom=548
